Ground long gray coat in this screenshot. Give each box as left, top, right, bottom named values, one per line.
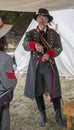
left=0, top=51, right=17, bottom=130
left=0, top=51, right=17, bottom=93
left=23, top=28, right=63, bottom=100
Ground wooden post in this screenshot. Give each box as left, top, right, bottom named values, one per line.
left=67, top=116, right=72, bottom=130
left=55, top=24, right=58, bottom=31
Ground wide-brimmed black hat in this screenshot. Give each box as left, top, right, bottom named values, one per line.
left=34, top=8, right=53, bottom=22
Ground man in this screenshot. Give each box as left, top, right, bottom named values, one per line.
left=0, top=17, right=17, bottom=130
left=23, top=8, right=64, bottom=127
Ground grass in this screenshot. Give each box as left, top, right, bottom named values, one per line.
left=10, top=75, right=74, bottom=130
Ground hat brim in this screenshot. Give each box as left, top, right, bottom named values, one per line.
left=34, top=14, right=53, bottom=22
left=0, top=24, right=13, bottom=38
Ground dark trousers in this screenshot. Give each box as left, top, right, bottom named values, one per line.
left=35, top=95, right=61, bottom=112
left=0, top=104, right=10, bottom=130
left=35, top=95, right=65, bottom=127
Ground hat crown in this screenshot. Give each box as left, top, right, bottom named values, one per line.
left=38, top=8, right=49, bottom=15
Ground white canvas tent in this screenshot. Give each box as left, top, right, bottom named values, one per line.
left=15, top=9, right=74, bottom=79
left=0, top=0, right=74, bottom=12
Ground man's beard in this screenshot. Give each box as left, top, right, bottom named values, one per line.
left=39, top=24, right=48, bottom=30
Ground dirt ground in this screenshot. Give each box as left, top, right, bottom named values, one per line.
left=10, top=75, right=74, bottom=130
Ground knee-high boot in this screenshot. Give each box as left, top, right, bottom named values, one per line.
left=35, top=95, right=47, bottom=126
left=53, top=97, right=65, bottom=127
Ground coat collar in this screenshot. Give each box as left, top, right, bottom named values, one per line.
left=36, top=25, right=51, bottom=33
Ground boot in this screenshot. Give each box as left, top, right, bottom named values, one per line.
left=55, top=109, right=65, bottom=127
left=39, top=110, right=47, bottom=126
left=53, top=97, right=65, bottom=127
left=35, top=95, right=47, bottom=126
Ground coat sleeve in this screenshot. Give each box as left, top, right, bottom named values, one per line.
left=54, top=32, right=63, bottom=57
left=0, top=55, right=17, bottom=90
left=23, top=30, right=36, bottom=52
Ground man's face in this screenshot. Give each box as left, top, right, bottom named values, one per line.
left=36, top=15, right=49, bottom=29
